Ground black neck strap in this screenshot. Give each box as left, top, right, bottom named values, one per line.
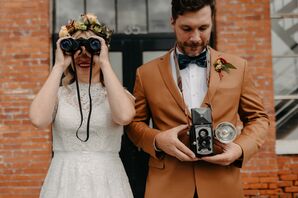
left=71, top=54, right=93, bottom=142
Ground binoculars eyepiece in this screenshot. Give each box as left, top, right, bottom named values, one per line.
left=60, top=38, right=101, bottom=54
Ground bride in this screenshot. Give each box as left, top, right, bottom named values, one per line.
left=29, top=14, right=135, bottom=198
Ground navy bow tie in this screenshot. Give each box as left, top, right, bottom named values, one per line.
left=177, top=50, right=207, bottom=70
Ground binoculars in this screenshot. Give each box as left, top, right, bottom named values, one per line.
left=60, top=38, right=101, bottom=54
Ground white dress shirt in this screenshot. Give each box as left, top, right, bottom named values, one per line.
left=170, top=49, right=208, bottom=111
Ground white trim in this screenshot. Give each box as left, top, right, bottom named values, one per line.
left=276, top=140, right=298, bottom=154
left=274, top=95, right=298, bottom=100
left=271, top=13, right=298, bottom=19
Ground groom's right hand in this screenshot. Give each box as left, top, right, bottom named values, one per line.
left=155, top=125, right=199, bottom=162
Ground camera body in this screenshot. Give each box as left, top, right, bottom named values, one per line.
left=189, top=107, right=214, bottom=157
left=60, top=38, right=101, bottom=54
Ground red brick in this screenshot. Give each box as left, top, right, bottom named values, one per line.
left=280, top=175, right=298, bottom=181
left=278, top=181, right=294, bottom=188
left=243, top=177, right=260, bottom=183
left=250, top=183, right=269, bottom=189
left=277, top=193, right=293, bottom=198
left=285, top=187, right=298, bottom=193
left=269, top=183, right=278, bottom=189
left=260, top=177, right=278, bottom=183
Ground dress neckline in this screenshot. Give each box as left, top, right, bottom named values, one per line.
left=69, top=82, right=103, bottom=88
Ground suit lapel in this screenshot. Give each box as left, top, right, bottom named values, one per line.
left=201, top=46, right=221, bottom=107
left=157, top=50, right=191, bottom=117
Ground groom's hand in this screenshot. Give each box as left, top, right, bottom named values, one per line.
left=155, top=125, right=199, bottom=162
left=201, top=140, right=243, bottom=166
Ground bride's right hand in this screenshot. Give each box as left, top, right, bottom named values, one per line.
left=54, top=37, right=72, bottom=71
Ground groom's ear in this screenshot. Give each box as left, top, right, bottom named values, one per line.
left=170, top=17, right=176, bottom=30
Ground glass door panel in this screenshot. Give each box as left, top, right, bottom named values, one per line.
left=87, top=0, right=116, bottom=30
left=148, top=0, right=172, bottom=32
left=117, top=0, right=147, bottom=34
left=55, top=0, right=84, bottom=32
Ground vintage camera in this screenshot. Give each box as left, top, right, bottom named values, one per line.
left=189, top=107, right=214, bottom=157
left=189, top=108, right=238, bottom=157
left=60, top=37, right=101, bottom=54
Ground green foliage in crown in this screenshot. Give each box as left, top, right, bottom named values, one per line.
left=59, top=13, right=113, bottom=45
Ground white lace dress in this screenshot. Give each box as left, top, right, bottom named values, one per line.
left=40, top=83, right=133, bottom=198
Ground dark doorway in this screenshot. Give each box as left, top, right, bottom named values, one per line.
left=110, top=33, right=175, bottom=198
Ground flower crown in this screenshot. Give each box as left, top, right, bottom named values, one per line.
left=59, top=13, right=113, bottom=45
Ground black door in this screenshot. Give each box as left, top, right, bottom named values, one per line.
left=110, top=33, right=175, bottom=198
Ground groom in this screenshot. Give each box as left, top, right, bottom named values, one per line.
left=127, top=0, right=269, bottom=198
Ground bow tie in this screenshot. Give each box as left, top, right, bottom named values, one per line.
left=177, top=50, right=207, bottom=70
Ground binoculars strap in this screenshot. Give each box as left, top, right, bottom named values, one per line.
left=72, top=54, right=93, bottom=142
left=85, top=54, right=94, bottom=142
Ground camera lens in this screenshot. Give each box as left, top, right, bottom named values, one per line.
left=199, top=129, right=208, bottom=137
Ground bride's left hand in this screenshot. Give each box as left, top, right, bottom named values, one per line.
left=90, top=35, right=110, bottom=69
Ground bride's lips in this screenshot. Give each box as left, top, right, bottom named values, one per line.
left=76, top=58, right=92, bottom=68
left=77, top=62, right=91, bottom=68
left=76, top=54, right=92, bottom=68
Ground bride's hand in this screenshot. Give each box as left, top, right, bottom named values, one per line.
left=54, top=37, right=72, bottom=71
left=90, top=36, right=111, bottom=70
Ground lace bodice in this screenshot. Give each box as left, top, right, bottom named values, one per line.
left=52, top=82, right=123, bottom=152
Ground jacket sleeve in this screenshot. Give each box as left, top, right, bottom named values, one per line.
left=127, top=68, right=161, bottom=159
left=234, top=60, right=270, bottom=167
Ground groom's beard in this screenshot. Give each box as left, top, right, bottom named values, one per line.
left=177, top=40, right=208, bottom=57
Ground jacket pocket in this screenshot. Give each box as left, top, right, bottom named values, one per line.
left=148, top=158, right=165, bottom=169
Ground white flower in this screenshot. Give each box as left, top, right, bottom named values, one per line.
left=59, top=26, right=69, bottom=37
left=86, top=14, right=98, bottom=25
left=215, top=64, right=222, bottom=71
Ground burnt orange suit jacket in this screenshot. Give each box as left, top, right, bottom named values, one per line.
left=127, top=46, right=269, bottom=198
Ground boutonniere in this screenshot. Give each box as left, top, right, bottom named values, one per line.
left=213, top=57, right=236, bottom=80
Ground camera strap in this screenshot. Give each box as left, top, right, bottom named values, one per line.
left=173, top=44, right=211, bottom=127
left=71, top=54, right=94, bottom=142
left=173, top=47, right=191, bottom=128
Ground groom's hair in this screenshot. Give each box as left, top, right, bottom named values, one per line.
left=171, top=0, right=215, bottom=21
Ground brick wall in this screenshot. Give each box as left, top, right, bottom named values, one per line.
left=277, top=156, right=298, bottom=198
left=0, top=0, right=297, bottom=198
left=0, top=1, right=51, bottom=198
left=215, top=0, right=298, bottom=197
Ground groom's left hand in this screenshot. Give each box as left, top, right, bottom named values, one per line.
left=200, top=140, right=243, bottom=166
